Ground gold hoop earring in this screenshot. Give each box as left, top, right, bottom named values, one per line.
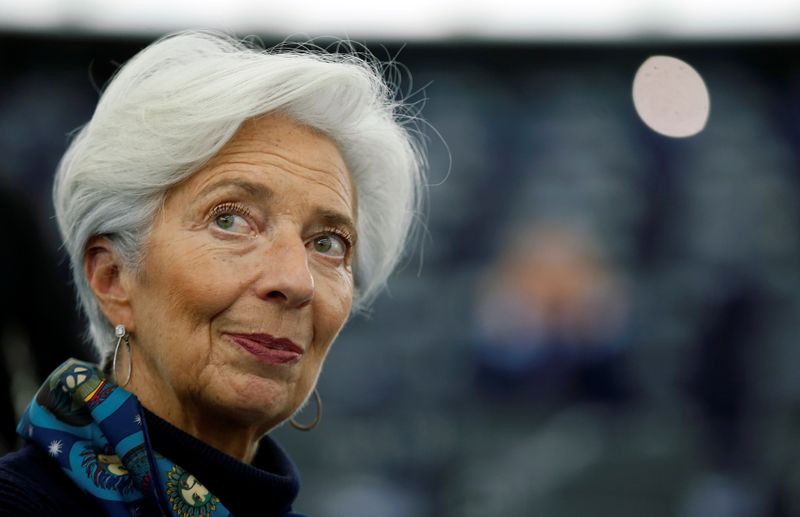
left=112, top=324, right=132, bottom=387
left=290, top=389, right=321, bottom=431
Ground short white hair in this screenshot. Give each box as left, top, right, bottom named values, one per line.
left=54, top=31, right=426, bottom=361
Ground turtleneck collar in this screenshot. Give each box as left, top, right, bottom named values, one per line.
left=143, top=407, right=301, bottom=517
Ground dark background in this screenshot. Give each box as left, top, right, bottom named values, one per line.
left=1, top=32, right=799, bottom=517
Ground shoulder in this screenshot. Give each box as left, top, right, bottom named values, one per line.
left=0, top=444, right=99, bottom=516
left=0, top=445, right=63, bottom=515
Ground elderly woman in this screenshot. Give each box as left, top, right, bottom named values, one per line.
left=0, top=31, right=424, bottom=516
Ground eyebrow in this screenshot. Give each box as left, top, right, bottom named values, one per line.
left=196, top=178, right=273, bottom=201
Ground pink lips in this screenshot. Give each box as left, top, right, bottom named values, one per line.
left=226, top=333, right=304, bottom=365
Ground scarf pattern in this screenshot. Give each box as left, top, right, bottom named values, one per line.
left=17, top=358, right=230, bottom=516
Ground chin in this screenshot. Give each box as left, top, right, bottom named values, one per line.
left=210, top=369, right=296, bottom=428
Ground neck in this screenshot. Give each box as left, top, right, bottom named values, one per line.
left=116, top=349, right=265, bottom=463
left=142, top=399, right=262, bottom=463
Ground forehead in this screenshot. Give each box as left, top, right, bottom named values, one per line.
left=184, top=113, right=354, bottom=213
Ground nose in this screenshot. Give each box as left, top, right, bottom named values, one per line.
left=255, top=229, right=314, bottom=308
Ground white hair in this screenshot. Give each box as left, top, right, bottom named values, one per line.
left=54, top=31, right=426, bottom=361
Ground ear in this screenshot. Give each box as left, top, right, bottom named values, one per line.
left=84, top=237, right=136, bottom=333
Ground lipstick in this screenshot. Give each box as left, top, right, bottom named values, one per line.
left=225, top=333, right=303, bottom=365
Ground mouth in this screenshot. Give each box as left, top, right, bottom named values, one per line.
left=224, top=333, right=304, bottom=365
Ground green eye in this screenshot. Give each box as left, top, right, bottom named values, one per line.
left=314, top=236, right=333, bottom=253
left=312, top=234, right=347, bottom=257
left=213, top=212, right=250, bottom=234
left=215, top=214, right=235, bottom=230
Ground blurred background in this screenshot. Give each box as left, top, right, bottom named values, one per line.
left=1, top=1, right=799, bottom=516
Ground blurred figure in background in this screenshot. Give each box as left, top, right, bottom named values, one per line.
left=681, top=281, right=764, bottom=517
left=472, top=222, right=633, bottom=406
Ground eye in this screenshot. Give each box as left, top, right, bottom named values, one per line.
left=311, top=234, right=348, bottom=258
left=211, top=204, right=253, bottom=235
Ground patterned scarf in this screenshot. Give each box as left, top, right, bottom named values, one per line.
left=17, top=358, right=232, bottom=516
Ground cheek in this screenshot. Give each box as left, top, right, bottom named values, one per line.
left=314, top=269, right=354, bottom=347
left=141, top=239, right=253, bottom=329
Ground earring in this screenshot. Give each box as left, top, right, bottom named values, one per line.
left=112, top=324, right=132, bottom=387
left=290, top=389, right=322, bottom=431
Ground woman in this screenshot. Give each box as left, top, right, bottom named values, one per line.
left=0, top=31, right=424, bottom=516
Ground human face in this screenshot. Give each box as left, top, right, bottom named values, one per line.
left=126, top=114, right=355, bottom=433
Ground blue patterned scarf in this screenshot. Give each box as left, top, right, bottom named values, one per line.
left=17, top=358, right=232, bottom=516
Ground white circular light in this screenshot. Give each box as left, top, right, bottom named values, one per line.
left=632, top=55, right=710, bottom=138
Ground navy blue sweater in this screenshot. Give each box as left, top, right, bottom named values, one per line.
left=0, top=408, right=304, bottom=516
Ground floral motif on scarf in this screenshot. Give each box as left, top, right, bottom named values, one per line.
left=17, top=359, right=231, bottom=516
